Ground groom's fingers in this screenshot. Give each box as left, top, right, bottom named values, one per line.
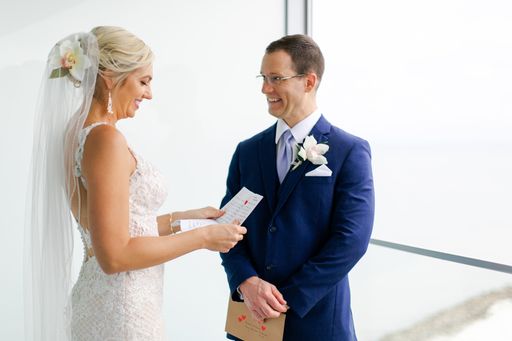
left=250, top=309, right=264, bottom=322
left=267, top=292, right=287, bottom=314
left=271, top=286, right=287, bottom=307
left=241, top=277, right=284, bottom=319
left=260, top=302, right=282, bottom=319
left=245, top=300, right=264, bottom=322
left=254, top=297, right=280, bottom=319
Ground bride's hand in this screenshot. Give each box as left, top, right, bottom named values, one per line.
left=200, top=223, right=247, bottom=253
left=182, top=206, right=224, bottom=220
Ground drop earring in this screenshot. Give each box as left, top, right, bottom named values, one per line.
left=107, top=91, right=114, bottom=115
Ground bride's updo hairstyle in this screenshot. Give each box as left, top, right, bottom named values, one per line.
left=91, top=26, right=154, bottom=93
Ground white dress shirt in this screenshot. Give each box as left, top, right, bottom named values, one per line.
left=275, top=109, right=322, bottom=162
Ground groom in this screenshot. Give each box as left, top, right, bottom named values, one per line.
left=220, top=34, right=375, bottom=340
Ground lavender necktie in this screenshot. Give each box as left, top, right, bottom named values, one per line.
left=277, top=129, right=294, bottom=183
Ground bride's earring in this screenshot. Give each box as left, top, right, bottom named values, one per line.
left=107, top=91, right=114, bottom=115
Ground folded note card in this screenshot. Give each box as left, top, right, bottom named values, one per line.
left=174, top=187, right=263, bottom=232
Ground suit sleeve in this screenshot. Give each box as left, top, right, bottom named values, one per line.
left=219, top=144, right=258, bottom=298
left=279, top=139, right=375, bottom=318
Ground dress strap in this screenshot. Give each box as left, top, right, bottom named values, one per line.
left=74, top=122, right=110, bottom=183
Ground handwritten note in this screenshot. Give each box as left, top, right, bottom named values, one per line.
left=175, top=187, right=263, bottom=232
left=216, top=187, right=263, bottom=225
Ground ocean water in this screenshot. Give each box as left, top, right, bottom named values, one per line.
left=370, top=143, right=511, bottom=264
left=350, top=143, right=512, bottom=340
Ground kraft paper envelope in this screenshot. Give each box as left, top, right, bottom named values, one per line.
left=225, top=299, right=286, bottom=341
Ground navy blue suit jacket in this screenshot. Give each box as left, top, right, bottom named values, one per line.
left=220, top=116, right=374, bottom=341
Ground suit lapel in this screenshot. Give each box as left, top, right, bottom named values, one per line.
left=258, top=125, right=279, bottom=211
left=274, top=115, right=331, bottom=216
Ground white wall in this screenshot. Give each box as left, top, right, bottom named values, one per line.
left=0, top=1, right=284, bottom=339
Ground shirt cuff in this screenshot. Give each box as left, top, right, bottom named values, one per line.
left=236, top=286, right=244, bottom=300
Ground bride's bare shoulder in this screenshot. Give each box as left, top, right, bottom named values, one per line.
left=85, top=124, right=126, bottom=147
left=81, top=125, right=131, bottom=176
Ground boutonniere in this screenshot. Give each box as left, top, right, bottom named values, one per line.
left=291, top=135, right=329, bottom=170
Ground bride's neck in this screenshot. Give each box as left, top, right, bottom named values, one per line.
left=86, top=99, right=118, bottom=126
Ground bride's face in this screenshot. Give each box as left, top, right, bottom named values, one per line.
left=114, top=64, right=153, bottom=119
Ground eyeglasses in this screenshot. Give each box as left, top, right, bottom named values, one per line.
left=256, top=73, right=305, bottom=85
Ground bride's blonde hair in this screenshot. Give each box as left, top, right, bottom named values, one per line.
left=91, top=26, right=154, bottom=87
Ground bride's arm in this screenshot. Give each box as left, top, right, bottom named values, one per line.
left=156, top=213, right=175, bottom=235
left=156, top=212, right=190, bottom=235
left=157, top=208, right=225, bottom=236
left=82, top=126, right=245, bottom=274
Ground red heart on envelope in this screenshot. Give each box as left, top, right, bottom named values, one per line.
left=261, top=325, right=267, bottom=331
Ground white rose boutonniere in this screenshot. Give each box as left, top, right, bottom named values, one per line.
left=49, top=36, right=91, bottom=87
left=291, top=135, right=329, bottom=170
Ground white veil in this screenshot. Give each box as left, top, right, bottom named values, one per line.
left=24, top=32, right=99, bottom=341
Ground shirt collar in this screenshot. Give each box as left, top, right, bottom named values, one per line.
left=275, top=109, right=322, bottom=144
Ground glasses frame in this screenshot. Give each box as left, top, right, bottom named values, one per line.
left=256, top=73, right=305, bottom=86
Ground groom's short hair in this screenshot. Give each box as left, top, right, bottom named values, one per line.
left=266, top=34, right=325, bottom=85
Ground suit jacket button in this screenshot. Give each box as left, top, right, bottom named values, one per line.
left=269, top=226, right=277, bottom=233
left=266, top=264, right=273, bottom=271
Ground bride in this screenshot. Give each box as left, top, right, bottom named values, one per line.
left=24, top=26, right=246, bottom=340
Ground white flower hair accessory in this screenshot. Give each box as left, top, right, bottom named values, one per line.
left=49, top=36, right=91, bottom=87
left=291, top=135, right=329, bottom=170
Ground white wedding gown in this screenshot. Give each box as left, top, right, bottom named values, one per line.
left=70, top=122, right=168, bottom=340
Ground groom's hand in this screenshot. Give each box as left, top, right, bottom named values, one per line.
left=239, top=276, right=287, bottom=322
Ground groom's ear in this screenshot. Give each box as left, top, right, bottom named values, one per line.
left=304, top=73, right=318, bottom=93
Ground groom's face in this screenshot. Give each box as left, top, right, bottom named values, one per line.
left=260, top=50, right=307, bottom=125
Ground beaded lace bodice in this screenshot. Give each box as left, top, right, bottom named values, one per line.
left=70, top=122, right=168, bottom=340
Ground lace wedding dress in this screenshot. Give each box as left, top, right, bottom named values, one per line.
left=70, top=122, right=168, bottom=340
